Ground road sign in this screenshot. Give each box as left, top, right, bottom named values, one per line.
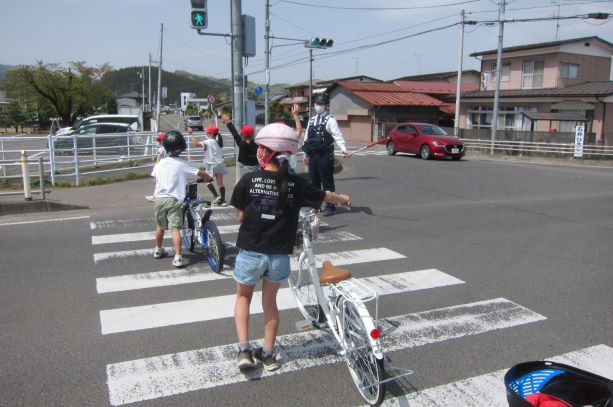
left=574, top=125, right=585, bottom=158
left=254, top=86, right=263, bottom=96
left=207, top=94, right=215, bottom=104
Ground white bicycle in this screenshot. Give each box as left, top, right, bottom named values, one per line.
left=288, top=208, right=412, bottom=406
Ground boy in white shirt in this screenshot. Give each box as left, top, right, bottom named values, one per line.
left=151, top=130, right=209, bottom=268
left=188, top=125, right=228, bottom=206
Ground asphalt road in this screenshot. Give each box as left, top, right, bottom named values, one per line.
left=1, top=151, right=612, bottom=406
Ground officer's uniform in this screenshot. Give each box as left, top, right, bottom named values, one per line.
left=303, top=110, right=348, bottom=213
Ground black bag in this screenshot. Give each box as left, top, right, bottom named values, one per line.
left=504, top=360, right=612, bottom=407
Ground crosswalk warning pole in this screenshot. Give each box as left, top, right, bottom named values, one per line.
left=21, top=150, right=32, bottom=201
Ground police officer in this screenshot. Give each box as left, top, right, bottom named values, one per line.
left=303, top=95, right=352, bottom=216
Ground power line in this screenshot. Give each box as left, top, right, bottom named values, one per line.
left=279, top=0, right=480, bottom=10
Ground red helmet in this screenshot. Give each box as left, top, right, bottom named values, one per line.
left=205, top=125, right=219, bottom=134
left=155, top=133, right=165, bottom=142
left=240, top=125, right=254, bottom=137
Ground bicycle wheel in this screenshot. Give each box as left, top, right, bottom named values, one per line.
left=342, top=300, right=386, bottom=406
left=182, top=208, right=195, bottom=252
left=202, top=221, right=224, bottom=273
left=287, top=252, right=325, bottom=324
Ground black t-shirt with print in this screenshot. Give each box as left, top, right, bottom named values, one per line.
left=230, top=169, right=325, bottom=254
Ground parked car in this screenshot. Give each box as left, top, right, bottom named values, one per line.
left=185, top=116, right=203, bottom=130
left=53, top=122, right=143, bottom=155
left=56, top=114, right=140, bottom=136
left=386, top=123, right=464, bottom=160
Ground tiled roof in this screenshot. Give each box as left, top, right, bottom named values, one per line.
left=470, top=36, right=613, bottom=57
left=392, top=70, right=480, bottom=82
left=463, top=81, right=613, bottom=98
left=337, top=81, right=443, bottom=106
left=394, top=80, right=479, bottom=94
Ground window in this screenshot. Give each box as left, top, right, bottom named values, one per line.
left=522, top=59, right=544, bottom=89
left=491, top=62, right=511, bottom=81
left=560, top=63, right=579, bottom=79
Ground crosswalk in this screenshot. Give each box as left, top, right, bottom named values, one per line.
left=90, top=208, right=613, bottom=406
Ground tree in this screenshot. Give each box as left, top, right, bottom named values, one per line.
left=5, top=101, right=26, bottom=132
left=5, top=61, right=115, bottom=126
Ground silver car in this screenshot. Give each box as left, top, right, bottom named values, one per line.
left=185, top=116, right=203, bottom=130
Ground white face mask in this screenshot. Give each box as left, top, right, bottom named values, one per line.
left=314, top=104, right=325, bottom=114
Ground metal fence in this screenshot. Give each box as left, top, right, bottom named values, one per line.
left=0, top=131, right=236, bottom=187
left=456, top=128, right=613, bottom=158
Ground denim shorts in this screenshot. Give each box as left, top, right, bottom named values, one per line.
left=233, top=249, right=291, bottom=285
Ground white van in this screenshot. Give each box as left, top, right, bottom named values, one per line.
left=56, top=114, right=140, bottom=135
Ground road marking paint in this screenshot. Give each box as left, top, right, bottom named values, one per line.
left=90, top=212, right=235, bottom=230
left=96, top=267, right=234, bottom=293
left=91, top=225, right=240, bottom=245
left=370, top=344, right=613, bottom=407
left=96, top=244, right=397, bottom=293
left=0, top=215, right=90, bottom=226
left=106, top=298, right=544, bottom=405
left=99, top=266, right=454, bottom=334
left=92, top=231, right=363, bottom=263
left=91, top=227, right=359, bottom=245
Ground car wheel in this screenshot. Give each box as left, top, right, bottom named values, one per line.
left=420, top=144, right=431, bottom=160
left=386, top=142, right=396, bottom=156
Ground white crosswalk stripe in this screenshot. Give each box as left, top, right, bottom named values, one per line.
left=88, top=215, right=607, bottom=406
left=105, top=298, right=547, bottom=406
left=99, top=268, right=462, bottom=334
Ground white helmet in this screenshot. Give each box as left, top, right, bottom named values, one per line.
left=254, top=123, right=299, bottom=154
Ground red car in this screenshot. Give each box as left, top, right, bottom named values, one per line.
left=386, top=123, right=464, bottom=160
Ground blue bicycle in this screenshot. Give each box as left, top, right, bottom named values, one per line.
left=181, top=180, right=225, bottom=273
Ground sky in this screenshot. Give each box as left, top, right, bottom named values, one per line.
left=1, top=0, right=612, bottom=90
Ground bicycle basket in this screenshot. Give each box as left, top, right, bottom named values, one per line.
left=504, top=360, right=612, bottom=407
left=186, top=183, right=198, bottom=200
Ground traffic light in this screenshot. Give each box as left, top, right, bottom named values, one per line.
left=190, top=0, right=207, bottom=30
left=306, top=37, right=334, bottom=49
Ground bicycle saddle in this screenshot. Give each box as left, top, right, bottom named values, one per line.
left=320, top=260, right=352, bottom=285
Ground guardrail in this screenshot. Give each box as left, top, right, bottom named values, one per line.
left=0, top=131, right=236, bottom=191
left=461, top=138, right=613, bottom=158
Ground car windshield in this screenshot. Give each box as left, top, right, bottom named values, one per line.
left=188, top=116, right=201, bottom=121
left=418, top=124, right=447, bottom=136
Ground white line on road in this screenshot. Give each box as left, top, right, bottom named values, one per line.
left=95, top=243, right=390, bottom=294
left=373, top=344, right=613, bottom=407
left=106, top=298, right=545, bottom=406
left=99, top=266, right=454, bottom=334
left=0, top=215, right=90, bottom=226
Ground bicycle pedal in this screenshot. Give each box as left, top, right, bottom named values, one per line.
left=294, top=320, right=317, bottom=332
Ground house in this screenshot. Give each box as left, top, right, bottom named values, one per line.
left=282, top=76, right=383, bottom=121
left=327, top=81, right=447, bottom=143
left=116, top=91, right=143, bottom=115
left=461, top=36, right=613, bottom=144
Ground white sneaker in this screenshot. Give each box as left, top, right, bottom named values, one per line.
left=212, top=196, right=223, bottom=206
left=145, top=195, right=155, bottom=202
left=154, top=247, right=166, bottom=259
left=172, top=256, right=186, bottom=267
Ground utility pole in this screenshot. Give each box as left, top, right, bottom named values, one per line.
left=140, top=67, right=145, bottom=110
left=156, top=23, right=163, bottom=131
left=454, top=10, right=465, bottom=137
left=308, top=48, right=313, bottom=119
left=490, top=0, right=505, bottom=154
left=148, top=53, right=152, bottom=113
left=264, top=0, right=271, bottom=125
left=231, top=0, right=244, bottom=130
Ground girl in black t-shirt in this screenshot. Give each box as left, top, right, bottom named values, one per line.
left=230, top=122, right=351, bottom=371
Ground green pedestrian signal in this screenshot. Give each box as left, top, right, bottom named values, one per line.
left=190, top=0, right=207, bottom=30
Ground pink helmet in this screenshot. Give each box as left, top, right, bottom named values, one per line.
left=205, top=125, right=219, bottom=134
left=255, top=123, right=298, bottom=154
